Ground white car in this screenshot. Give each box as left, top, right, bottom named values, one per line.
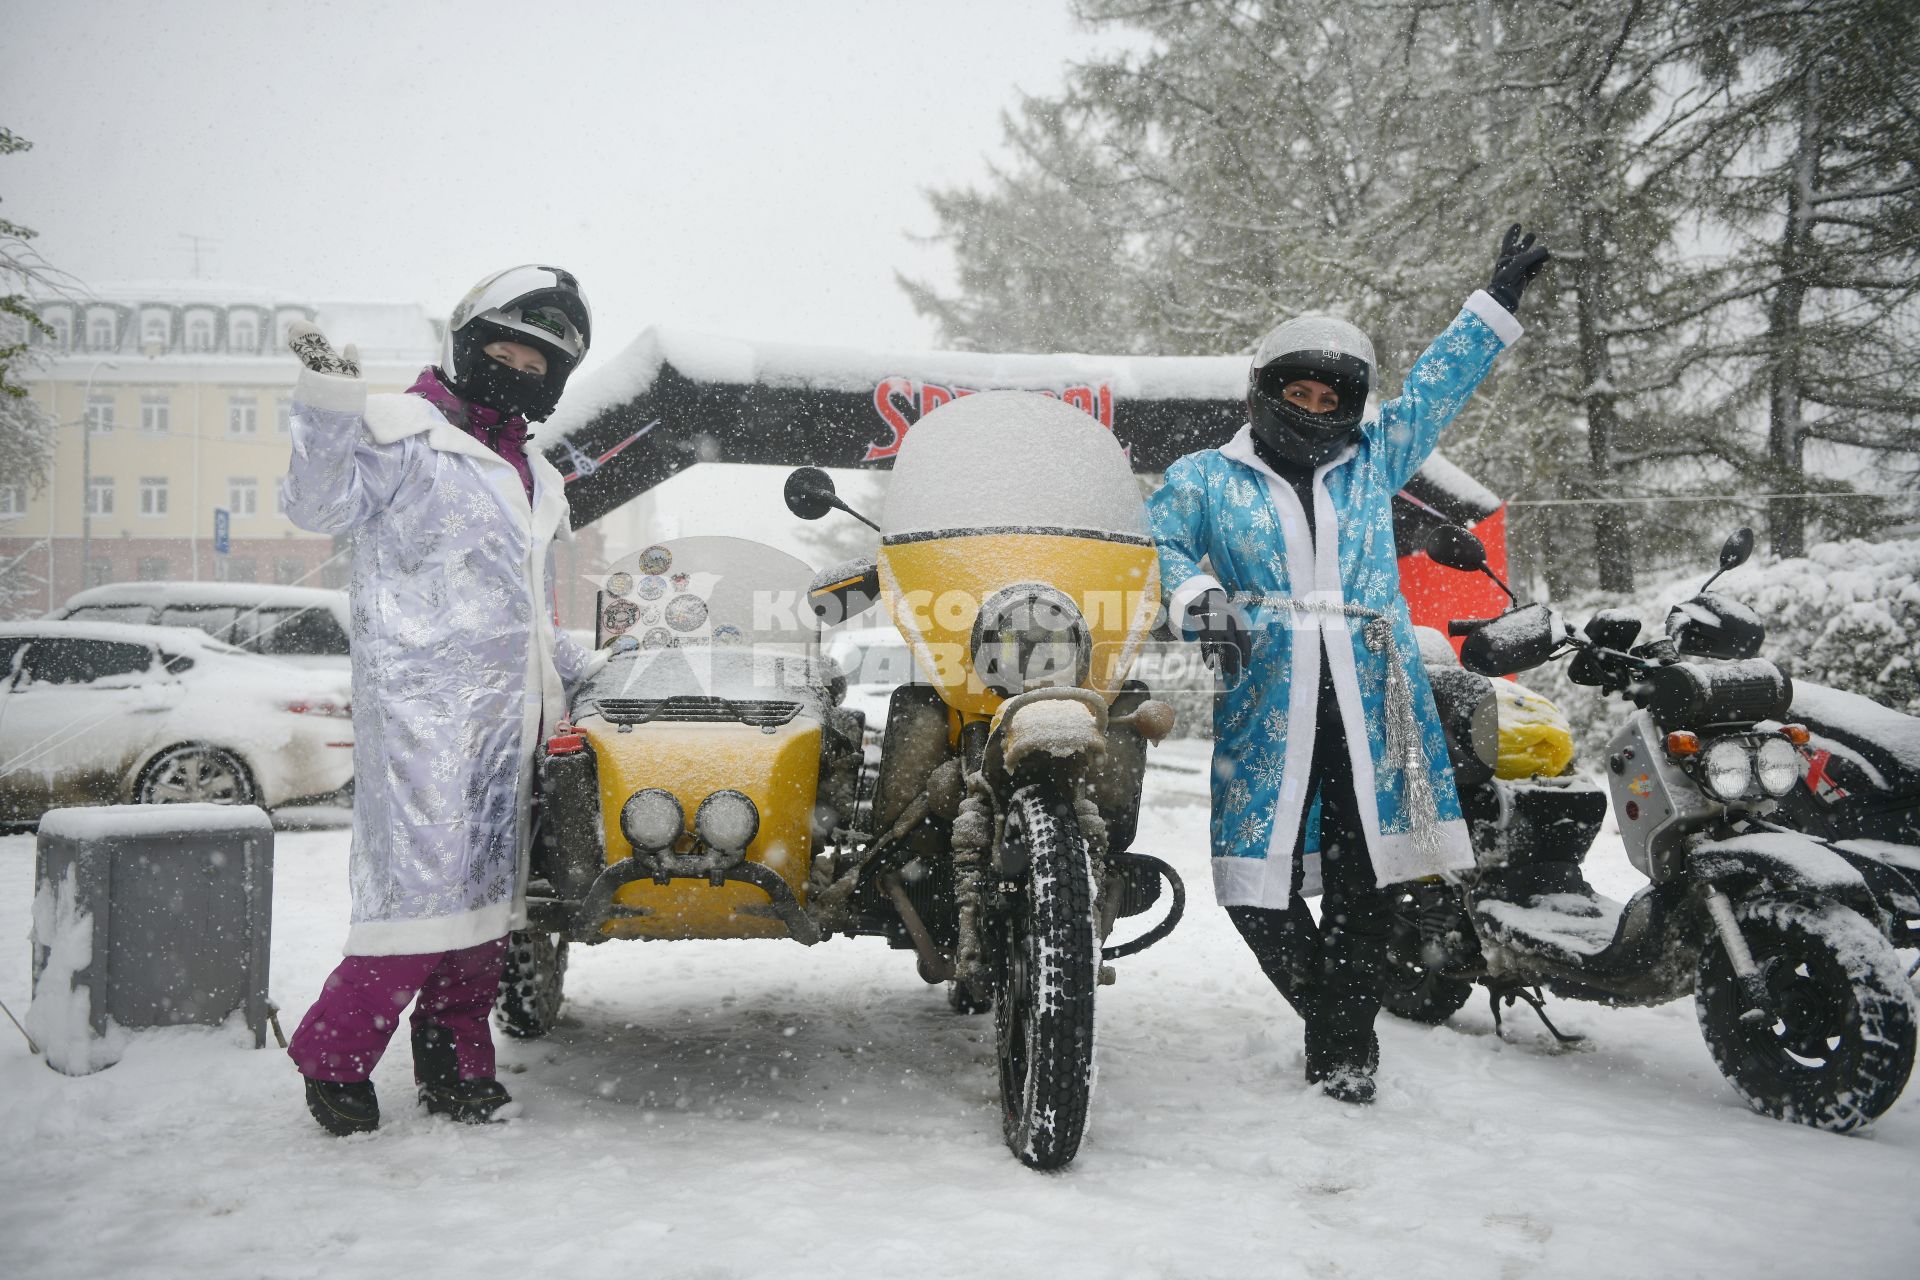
left=825, top=623, right=921, bottom=739
left=0, top=620, right=356, bottom=826
left=53, top=581, right=353, bottom=674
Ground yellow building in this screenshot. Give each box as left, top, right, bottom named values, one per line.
left=3, top=283, right=441, bottom=617
left=4, top=281, right=608, bottom=628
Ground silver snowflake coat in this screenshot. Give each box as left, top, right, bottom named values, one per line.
left=282, top=366, right=591, bottom=955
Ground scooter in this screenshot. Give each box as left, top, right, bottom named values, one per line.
left=1383, top=524, right=1916, bottom=1131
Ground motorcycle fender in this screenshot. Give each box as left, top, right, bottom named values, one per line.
left=1000, top=698, right=1102, bottom=772
left=1687, top=831, right=1879, bottom=919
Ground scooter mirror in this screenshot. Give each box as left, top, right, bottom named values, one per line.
left=784, top=467, right=837, bottom=521
left=1425, top=524, right=1488, bottom=574
left=1718, top=527, right=1755, bottom=573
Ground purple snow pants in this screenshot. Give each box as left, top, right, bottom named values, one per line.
left=288, top=937, right=509, bottom=1083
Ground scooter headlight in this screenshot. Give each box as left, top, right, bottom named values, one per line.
left=621, top=787, right=685, bottom=851
left=696, top=789, right=760, bottom=851
left=1755, top=735, right=1801, bottom=797
left=1700, top=738, right=1755, bottom=802
left=971, top=583, right=1091, bottom=699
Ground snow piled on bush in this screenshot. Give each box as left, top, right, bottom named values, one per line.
left=1524, top=538, right=1920, bottom=759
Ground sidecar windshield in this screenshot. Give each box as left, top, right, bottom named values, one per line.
left=880, top=391, right=1150, bottom=541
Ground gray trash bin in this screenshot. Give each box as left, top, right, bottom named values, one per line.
left=28, top=803, right=274, bottom=1075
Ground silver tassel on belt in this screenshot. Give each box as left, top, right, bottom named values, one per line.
left=1234, top=593, right=1455, bottom=881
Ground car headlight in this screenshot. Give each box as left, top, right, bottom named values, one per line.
left=696, top=789, right=760, bottom=851
left=1700, top=738, right=1755, bottom=802
left=970, top=583, right=1091, bottom=699
left=620, top=788, right=684, bottom=851
left=1755, top=735, right=1800, bottom=797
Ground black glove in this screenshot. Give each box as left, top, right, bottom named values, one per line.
left=1486, top=224, right=1551, bottom=315
left=1189, top=587, right=1254, bottom=688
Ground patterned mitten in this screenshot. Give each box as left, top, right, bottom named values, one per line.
left=287, top=320, right=361, bottom=378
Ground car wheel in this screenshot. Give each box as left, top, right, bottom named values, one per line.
left=136, top=744, right=258, bottom=806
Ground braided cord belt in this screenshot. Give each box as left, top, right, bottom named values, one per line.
left=1231, top=592, right=1453, bottom=879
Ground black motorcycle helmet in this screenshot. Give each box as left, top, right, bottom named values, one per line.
left=1247, top=313, right=1375, bottom=469
left=442, top=265, right=592, bottom=421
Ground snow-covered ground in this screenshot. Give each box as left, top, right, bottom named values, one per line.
left=3, top=743, right=1917, bottom=1279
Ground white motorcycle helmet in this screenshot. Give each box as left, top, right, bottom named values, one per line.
left=442, top=265, right=592, bottom=421
left=1247, top=313, right=1375, bottom=469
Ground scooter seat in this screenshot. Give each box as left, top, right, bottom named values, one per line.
left=1472, top=862, right=1629, bottom=970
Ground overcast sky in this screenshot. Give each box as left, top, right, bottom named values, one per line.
left=1, top=0, right=1119, bottom=373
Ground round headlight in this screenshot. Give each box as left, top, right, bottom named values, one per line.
left=696, top=789, right=760, bottom=851
left=1700, top=739, right=1755, bottom=802
left=1755, top=735, right=1801, bottom=797
left=620, top=788, right=684, bottom=851
left=970, top=584, right=1091, bottom=698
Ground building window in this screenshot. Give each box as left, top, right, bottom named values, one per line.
left=87, top=477, right=114, bottom=517
left=87, top=313, right=115, bottom=352
left=229, top=313, right=258, bottom=354
left=0, top=484, right=24, bottom=517
left=187, top=315, right=214, bottom=352
left=139, top=477, right=168, bottom=517
left=45, top=314, right=71, bottom=350
left=274, top=557, right=305, bottom=585
left=87, top=558, right=112, bottom=588
left=228, top=477, right=258, bottom=516
left=273, top=484, right=287, bottom=516
left=141, top=313, right=169, bottom=351
left=86, top=394, right=115, bottom=434
left=276, top=396, right=292, bottom=434
left=137, top=556, right=170, bottom=581
left=140, top=395, right=170, bottom=434
left=228, top=397, right=258, bottom=436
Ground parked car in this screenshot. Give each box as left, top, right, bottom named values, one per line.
left=52, top=582, right=352, bottom=672
left=824, top=623, right=920, bottom=740
left=0, top=620, right=355, bottom=826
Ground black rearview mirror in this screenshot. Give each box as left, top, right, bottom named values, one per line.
left=1700, top=526, right=1756, bottom=592
left=1425, top=524, right=1488, bottom=574
left=784, top=467, right=837, bottom=521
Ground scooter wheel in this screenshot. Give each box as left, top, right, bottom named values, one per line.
left=1695, top=897, right=1916, bottom=1131
left=1380, top=960, right=1474, bottom=1025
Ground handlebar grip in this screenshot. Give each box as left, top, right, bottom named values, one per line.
left=1447, top=618, right=1489, bottom=637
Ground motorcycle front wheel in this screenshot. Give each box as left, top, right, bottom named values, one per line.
left=1695, top=897, right=1916, bottom=1131
left=993, top=780, right=1099, bottom=1171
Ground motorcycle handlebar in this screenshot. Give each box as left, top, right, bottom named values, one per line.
left=1447, top=618, right=1489, bottom=637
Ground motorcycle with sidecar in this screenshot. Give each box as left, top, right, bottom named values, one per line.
left=1379, top=524, right=1917, bottom=1131
left=502, top=391, right=1187, bottom=1170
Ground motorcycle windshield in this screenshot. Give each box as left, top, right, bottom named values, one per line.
left=584, top=535, right=829, bottom=706
left=879, top=391, right=1150, bottom=544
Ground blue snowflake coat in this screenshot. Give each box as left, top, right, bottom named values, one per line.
left=1148, top=292, right=1521, bottom=907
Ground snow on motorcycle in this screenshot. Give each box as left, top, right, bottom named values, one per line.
left=1381, top=523, right=1917, bottom=1132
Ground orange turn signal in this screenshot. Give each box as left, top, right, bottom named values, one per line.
left=1781, top=723, right=1811, bottom=745
left=1666, top=731, right=1701, bottom=756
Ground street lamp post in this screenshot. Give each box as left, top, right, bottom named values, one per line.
left=79, top=358, right=118, bottom=594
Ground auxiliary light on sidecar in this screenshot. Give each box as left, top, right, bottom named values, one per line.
left=696, top=789, right=760, bottom=852
left=621, top=787, right=685, bottom=852
left=1755, top=735, right=1800, bottom=797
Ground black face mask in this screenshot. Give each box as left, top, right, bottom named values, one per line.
left=1246, top=352, right=1370, bottom=471
left=459, top=357, right=548, bottom=419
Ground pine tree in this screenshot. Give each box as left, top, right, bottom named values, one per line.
left=0, top=127, right=64, bottom=614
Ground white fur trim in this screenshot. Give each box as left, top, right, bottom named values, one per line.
left=1368, top=818, right=1475, bottom=885
left=1168, top=572, right=1224, bottom=637
left=1465, top=290, right=1524, bottom=346
left=294, top=367, right=366, bottom=415
left=343, top=900, right=513, bottom=956
left=362, top=392, right=444, bottom=444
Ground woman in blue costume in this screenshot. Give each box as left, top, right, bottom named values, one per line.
left=1148, top=227, right=1551, bottom=1102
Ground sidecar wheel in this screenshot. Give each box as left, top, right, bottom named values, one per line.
left=1695, top=898, right=1916, bottom=1132
left=495, top=930, right=570, bottom=1040
left=1380, top=960, right=1474, bottom=1024
left=994, top=781, right=1098, bottom=1171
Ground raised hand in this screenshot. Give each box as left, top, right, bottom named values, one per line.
left=287, top=320, right=361, bottom=377
left=1487, top=224, right=1551, bottom=315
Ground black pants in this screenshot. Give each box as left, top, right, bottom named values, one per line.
left=1227, top=653, right=1391, bottom=1080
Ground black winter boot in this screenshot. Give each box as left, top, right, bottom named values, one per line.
left=413, top=1021, right=512, bottom=1124
left=304, top=1077, right=380, bottom=1136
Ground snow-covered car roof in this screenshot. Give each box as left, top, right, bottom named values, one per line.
left=54, top=581, right=348, bottom=616
left=2, top=617, right=255, bottom=656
